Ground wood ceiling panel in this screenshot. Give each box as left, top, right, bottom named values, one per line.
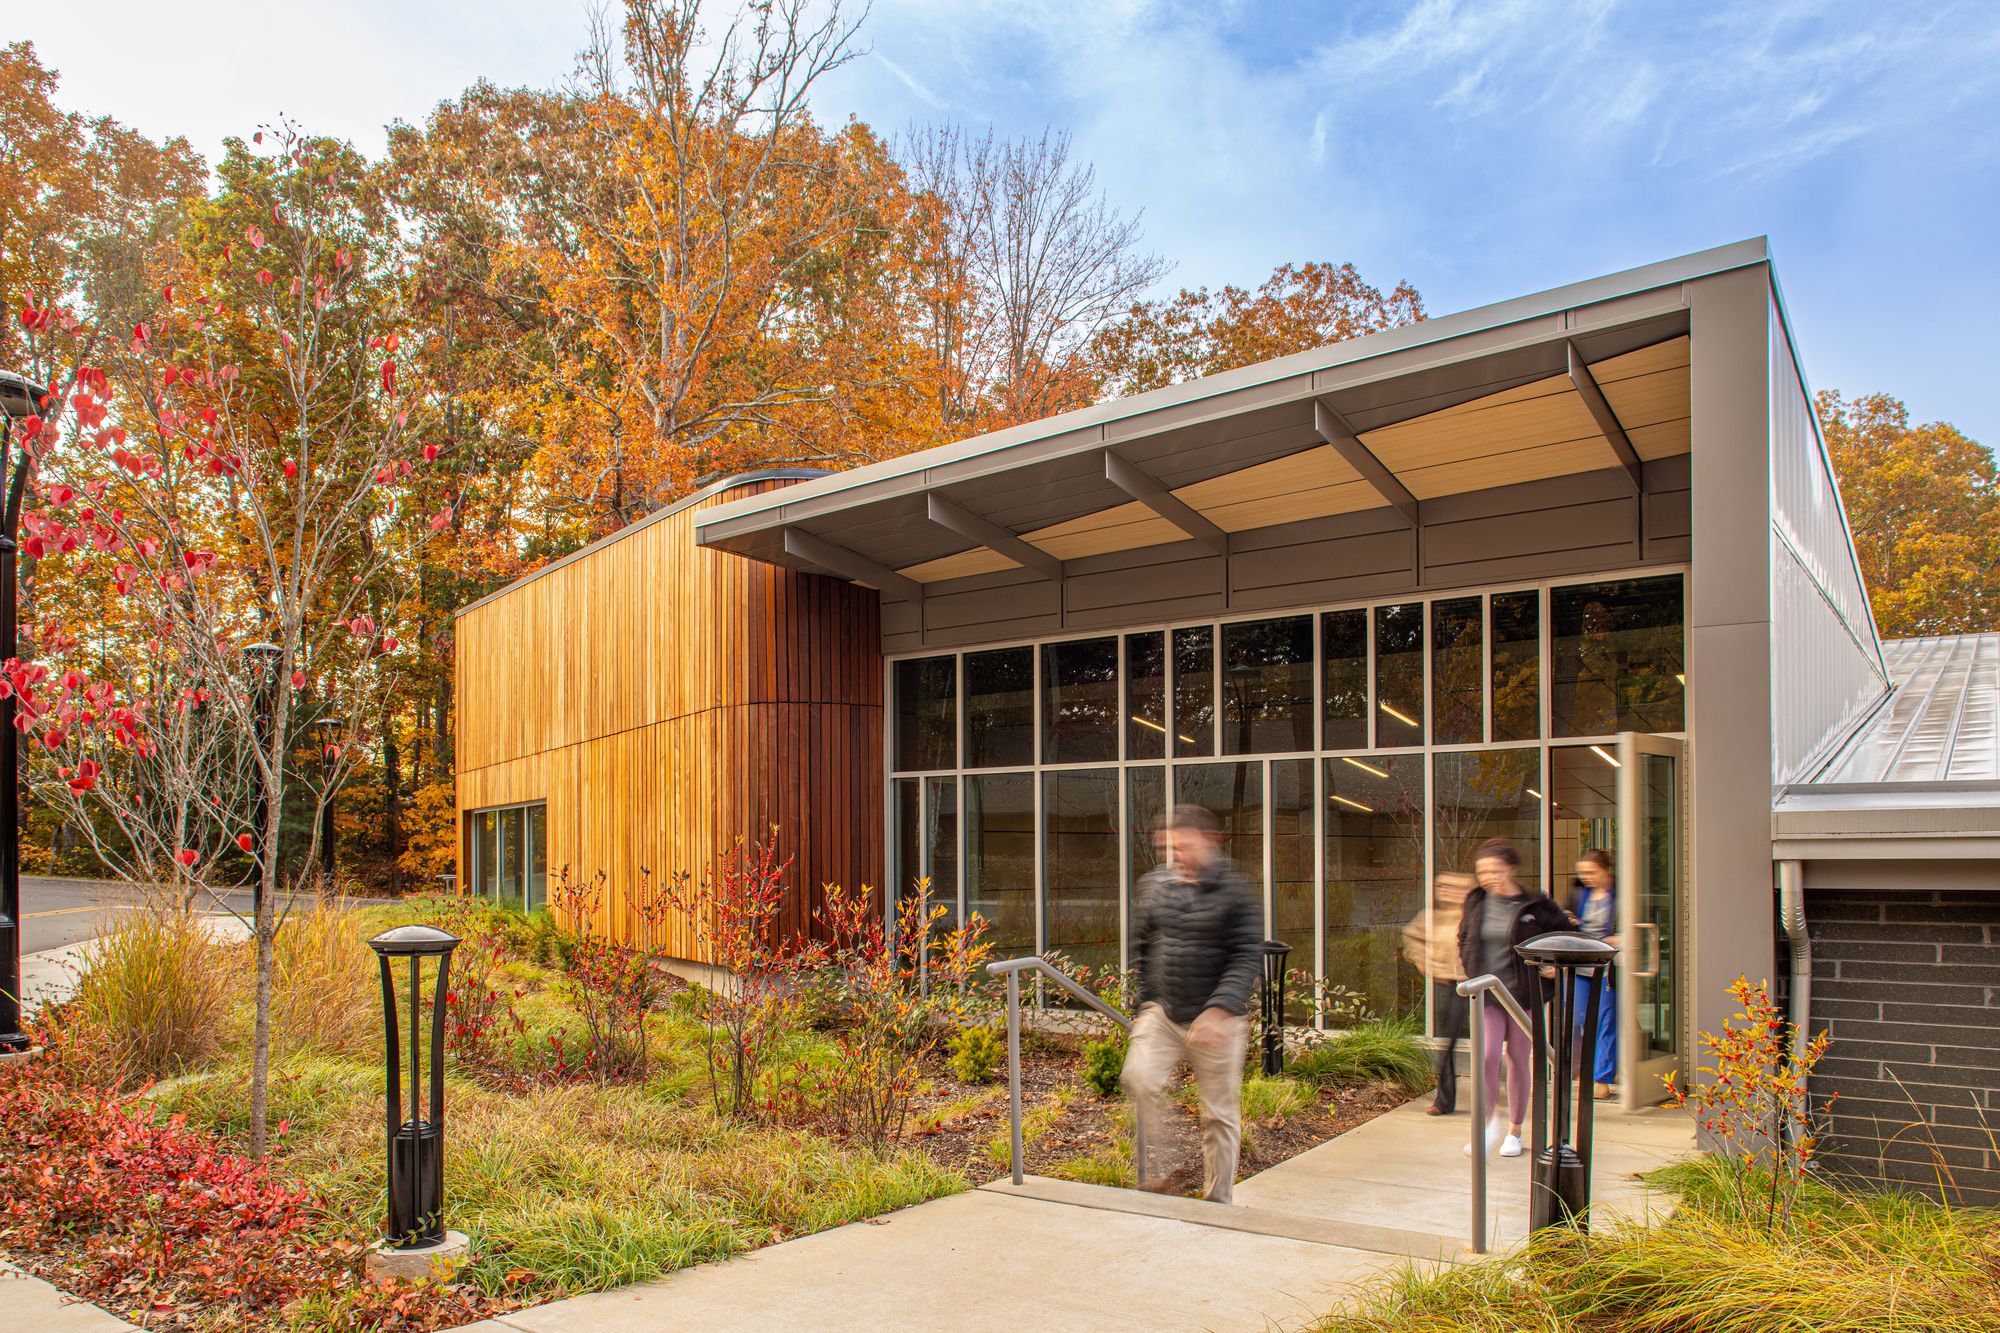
left=1598, top=365, right=1689, bottom=429
left=900, top=546, right=1018, bottom=583
left=1628, top=418, right=1691, bottom=460
left=1362, top=391, right=1602, bottom=472
left=1411, top=373, right=1575, bottom=423
left=1588, top=335, right=1689, bottom=384
left=1401, top=438, right=1615, bottom=500
left=1175, top=446, right=1378, bottom=532
left=1025, top=501, right=1184, bottom=560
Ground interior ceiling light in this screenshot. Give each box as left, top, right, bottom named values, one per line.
left=1331, top=794, right=1374, bottom=813
left=1526, top=787, right=1544, bottom=800
left=1342, top=757, right=1390, bottom=779
left=1591, top=744, right=1622, bottom=768
left=1379, top=702, right=1419, bottom=728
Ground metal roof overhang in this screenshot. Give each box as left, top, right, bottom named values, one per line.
left=694, top=238, right=1767, bottom=585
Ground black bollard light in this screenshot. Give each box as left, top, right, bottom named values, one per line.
left=368, top=924, right=460, bottom=1249
left=1258, top=940, right=1292, bottom=1076
left=1518, top=930, right=1618, bottom=1233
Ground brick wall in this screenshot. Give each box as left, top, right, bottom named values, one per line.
left=1806, top=889, right=2000, bottom=1204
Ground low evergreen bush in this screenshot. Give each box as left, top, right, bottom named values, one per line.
left=1081, top=1032, right=1126, bottom=1097
left=947, top=1022, right=1006, bottom=1084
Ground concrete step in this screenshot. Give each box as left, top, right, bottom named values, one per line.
left=978, top=1175, right=1472, bottom=1263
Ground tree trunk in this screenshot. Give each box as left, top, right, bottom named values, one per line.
left=382, top=700, right=403, bottom=893
left=249, top=892, right=276, bottom=1156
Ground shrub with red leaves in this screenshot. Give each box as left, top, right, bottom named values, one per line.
left=0, top=1049, right=507, bottom=1330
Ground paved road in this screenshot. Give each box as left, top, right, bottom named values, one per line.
left=17, top=876, right=298, bottom=954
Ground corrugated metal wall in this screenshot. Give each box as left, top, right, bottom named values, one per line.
left=1768, top=301, right=1889, bottom=786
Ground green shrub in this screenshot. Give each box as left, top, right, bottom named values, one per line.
left=66, top=907, right=230, bottom=1088
left=1289, top=1016, right=1431, bottom=1093
left=499, top=908, right=577, bottom=970
left=1081, top=1032, right=1126, bottom=1097
left=1240, top=1074, right=1315, bottom=1121
left=947, top=1023, right=1006, bottom=1084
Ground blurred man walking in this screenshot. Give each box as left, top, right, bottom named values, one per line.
left=1123, top=804, right=1264, bottom=1203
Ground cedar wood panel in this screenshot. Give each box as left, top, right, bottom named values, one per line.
left=455, top=478, right=882, bottom=961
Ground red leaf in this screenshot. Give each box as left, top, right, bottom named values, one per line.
left=236, top=832, right=254, bottom=853
left=177, top=849, right=198, bottom=867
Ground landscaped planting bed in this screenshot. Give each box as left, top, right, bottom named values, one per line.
left=0, top=883, right=1423, bottom=1330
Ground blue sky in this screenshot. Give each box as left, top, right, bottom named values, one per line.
left=23, top=0, right=2000, bottom=441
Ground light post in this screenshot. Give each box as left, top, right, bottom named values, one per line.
left=1519, top=930, right=1619, bottom=1233
left=365, top=923, right=470, bottom=1276
left=311, top=717, right=344, bottom=889
left=0, top=368, right=43, bottom=1054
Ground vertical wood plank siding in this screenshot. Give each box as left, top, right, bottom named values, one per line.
left=454, top=478, right=882, bottom=960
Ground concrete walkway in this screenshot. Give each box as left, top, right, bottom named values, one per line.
left=442, top=1098, right=1692, bottom=1332
left=0, top=1261, right=139, bottom=1332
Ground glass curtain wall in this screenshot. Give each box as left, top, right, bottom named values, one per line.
left=887, top=573, right=1685, bottom=1034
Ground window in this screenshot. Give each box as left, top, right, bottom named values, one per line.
left=1550, top=576, right=1685, bottom=735
left=1432, top=749, right=1542, bottom=894
left=1431, top=598, right=1483, bottom=745
left=1490, top=591, right=1541, bottom=742
left=1043, top=770, right=1121, bottom=975
left=1172, top=627, right=1215, bottom=757
left=1322, top=609, right=1368, bottom=751
left=1270, top=759, right=1315, bottom=1018
left=467, top=802, right=547, bottom=915
left=1375, top=603, right=1425, bottom=748
left=966, top=648, right=1035, bottom=768
left=1323, top=753, right=1424, bottom=1022
left=1042, top=638, right=1119, bottom=765
left=1125, top=632, right=1167, bottom=760
left=926, top=777, right=959, bottom=927
left=1222, top=616, right=1314, bottom=754
left=966, top=773, right=1034, bottom=956
left=894, top=656, right=956, bottom=771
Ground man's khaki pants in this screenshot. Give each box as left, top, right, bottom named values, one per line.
left=1121, top=1002, right=1248, bottom=1203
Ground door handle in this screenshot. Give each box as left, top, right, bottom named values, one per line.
left=1633, top=921, right=1661, bottom=979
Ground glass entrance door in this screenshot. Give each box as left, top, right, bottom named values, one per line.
left=1616, top=732, right=1683, bottom=1107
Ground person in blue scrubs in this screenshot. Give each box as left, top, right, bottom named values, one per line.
left=1572, top=849, right=1619, bottom=1099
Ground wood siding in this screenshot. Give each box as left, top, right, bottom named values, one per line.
left=455, top=477, right=882, bottom=959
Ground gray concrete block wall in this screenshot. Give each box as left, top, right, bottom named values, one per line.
left=1806, top=888, right=2000, bottom=1204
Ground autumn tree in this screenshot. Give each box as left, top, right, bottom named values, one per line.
left=1093, top=260, right=1425, bottom=397
left=902, top=124, right=1168, bottom=429
left=1818, top=389, right=2000, bottom=638
left=17, top=124, right=448, bottom=1155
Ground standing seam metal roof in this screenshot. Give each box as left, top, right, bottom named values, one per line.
left=1809, top=634, right=2000, bottom=785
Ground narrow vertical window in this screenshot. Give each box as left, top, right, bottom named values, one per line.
left=1172, top=626, right=1215, bottom=757
left=1374, top=603, right=1425, bottom=748
left=1490, top=590, right=1541, bottom=742
left=1431, top=598, right=1483, bottom=745
left=965, top=647, right=1035, bottom=767
left=1125, top=631, right=1167, bottom=760
left=894, top=656, right=956, bottom=771
left=1222, top=616, right=1313, bottom=754
left=1042, top=637, right=1119, bottom=765
left=1322, top=608, right=1368, bottom=750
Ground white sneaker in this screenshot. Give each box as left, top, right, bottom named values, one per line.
left=1500, top=1134, right=1524, bottom=1158
left=1464, top=1117, right=1506, bottom=1157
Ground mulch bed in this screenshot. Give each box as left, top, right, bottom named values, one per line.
left=899, top=1035, right=1409, bottom=1195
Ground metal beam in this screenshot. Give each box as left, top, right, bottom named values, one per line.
left=924, top=493, right=1063, bottom=581
left=781, top=527, right=923, bottom=603
left=1567, top=340, right=1645, bottom=492
left=1102, top=452, right=1228, bottom=556
left=1312, top=401, right=1420, bottom=528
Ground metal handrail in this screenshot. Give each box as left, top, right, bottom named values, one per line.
left=1456, top=973, right=1539, bottom=1254
left=987, top=956, right=1146, bottom=1188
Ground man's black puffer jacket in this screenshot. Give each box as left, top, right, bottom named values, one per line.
left=1131, top=858, right=1265, bottom=1025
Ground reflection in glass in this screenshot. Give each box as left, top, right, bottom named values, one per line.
left=894, top=778, right=921, bottom=903
left=1176, top=762, right=1265, bottom=909
left=1491, top=591, right=1541, bottom=743
left=1044, top=770, right=1121, bottom=976
left=1172, top=626, right=1216, bottom=757
left=1125, top=632, right=1167, bottom=760
left=894, top=656, right=956, bottom=772
left=1322, top=609, right=1368, bottom=751
left=925, top=776, right=959, bottom=927
left=1271, top=760, right=1316, bottom=1021
left=1550, top=575, right=1685, bottom=735
left=526, top=804, right=548, bottom=913
left=1639, top=752, right=1678, bottom=1062
left=1042, top=638, right=1119, bottom=765
left=1323, top=754, right=1424, bottom=1023
left=966, top=774, right=1033, bottom=956
left=1432, top=749, right=1542, bottom=894
left=1548, top=746, right=1617, bottom=915
left=1126, top=766, right=1166, bottom=955
left=498, top=808, right=524, bottom=912
left=1431, top=598, right=1483, bottom=745
left=474, top=811, right=497, bottom=898
left=1375, top=603, right=1425, bottom=748
left=1223, top=616, right=1314, bottom=754
left=966, top=647, right=1035, bottom=768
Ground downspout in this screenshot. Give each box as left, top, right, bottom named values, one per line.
left=1777, top=859, right=1810, bottom=1058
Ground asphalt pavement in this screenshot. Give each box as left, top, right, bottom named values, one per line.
left=18, top=875, right=279, bottom=953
